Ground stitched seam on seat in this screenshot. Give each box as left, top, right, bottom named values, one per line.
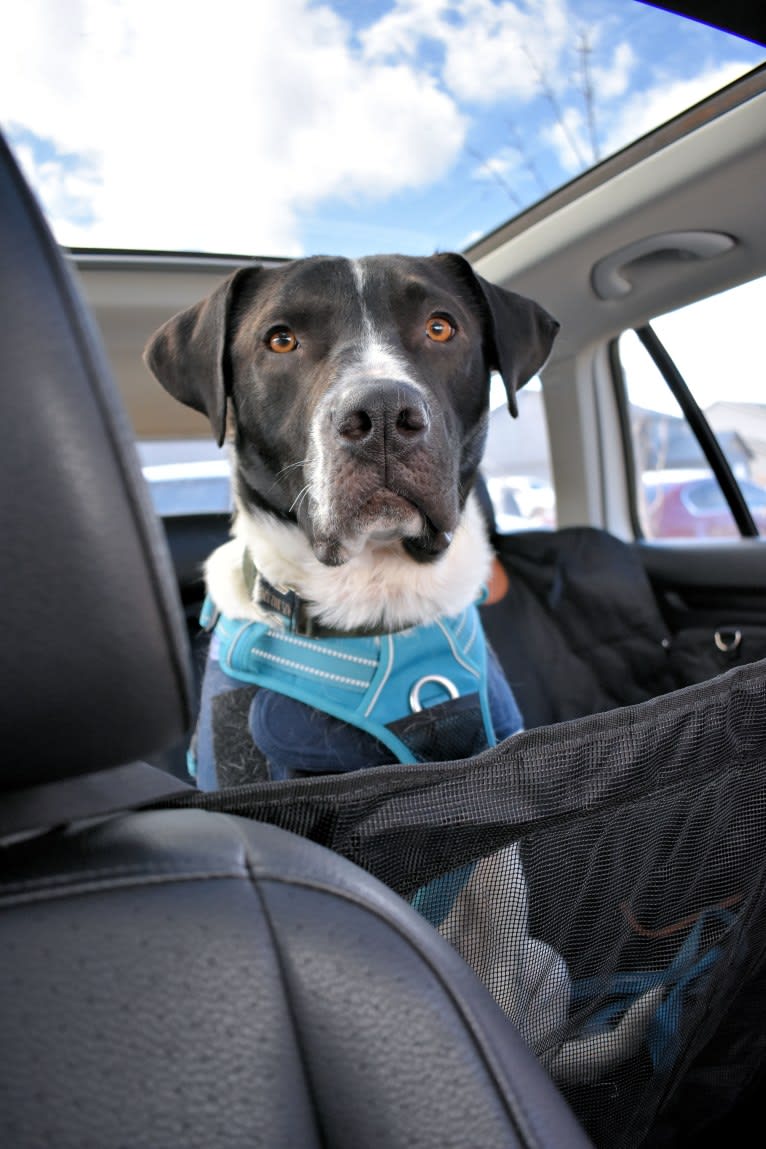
left=0, top=867, right=247, bottom=907
left=226, top=816, right=330, bottom=1149
left=220, top=814, right=544, bottom=1148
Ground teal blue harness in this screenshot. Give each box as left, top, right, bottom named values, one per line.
left=200, top=594, right=496, bottom=765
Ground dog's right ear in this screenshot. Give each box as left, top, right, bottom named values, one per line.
left=431, top=253, right=559, bottom=418
left=143, top=265, right=255, bottom=447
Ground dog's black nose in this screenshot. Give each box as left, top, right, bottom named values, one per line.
left=333, top=380, right=430, bottom=451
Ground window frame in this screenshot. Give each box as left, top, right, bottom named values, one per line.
left=612, top=325, right=761, bottom=541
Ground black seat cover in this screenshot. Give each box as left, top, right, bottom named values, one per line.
left=0, top=131, right=593, bottom=1148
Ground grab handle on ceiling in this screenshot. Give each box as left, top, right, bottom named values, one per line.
left=591, top=230, right=735, bottom=300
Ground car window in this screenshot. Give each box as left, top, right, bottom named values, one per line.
left=482, top=375, right=557, bottom=533
left=137, top=440, right=232, bottom=517
left=3, top=5, right=763, bottom=260
left=617, top=276, right=766, bottom=540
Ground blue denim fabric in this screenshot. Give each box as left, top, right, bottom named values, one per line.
left=193, top=633, right=523, bottom=790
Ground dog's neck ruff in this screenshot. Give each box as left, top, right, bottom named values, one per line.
left=240, top=548, right=413, bottom=638
left=205, top=490, right=494, bottom=634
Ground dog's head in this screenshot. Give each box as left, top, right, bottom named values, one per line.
left=144, top=253, right=558, bottom=567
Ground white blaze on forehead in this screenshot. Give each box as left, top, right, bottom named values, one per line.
left=349, top=258, right=418, bottom=384
left=307, top=258, right=426, bottom=536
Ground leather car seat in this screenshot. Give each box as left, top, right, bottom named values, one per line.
left=0, top=130, right=593, bottom=1148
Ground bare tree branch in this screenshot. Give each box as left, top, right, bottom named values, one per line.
left=465, top=145, right=525, bottom=209
left=461, top=22, right=605, bottom=210
left=576, top=30, right=600, bottom=164
left=506, top=120, right=548, bottom=195
left=521, top=42, right=589, bottom=169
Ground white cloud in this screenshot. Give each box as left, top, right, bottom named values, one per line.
left=444, top=0, right=569, bottom=103
left=363, top=0, right=570, bottom=104
left=360, top=0, right=452, bottom=62
left=592, top=40, right=635, bottom=101
left=10, top=140, right=103, bottom=232
left=600, top=60, right=754, bottom=159
left=472, top=148, right=519, bottom=180
left=543, top=104, right=590, bottom=172
left=0, top=0, right=466, bottom=254
left=361, top=0, right=638, bottom=187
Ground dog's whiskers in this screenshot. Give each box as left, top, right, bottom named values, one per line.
left=275, top=459, right=308, bottom=480
left=270, top=459, right=308, bottom=499
left=289, top=483, right=312, bottom=515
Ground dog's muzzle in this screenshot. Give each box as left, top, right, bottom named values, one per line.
left=307, top=377, right=460, bottom=565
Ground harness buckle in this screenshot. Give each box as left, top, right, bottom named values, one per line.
left=253, top=572, right=302, bottom=632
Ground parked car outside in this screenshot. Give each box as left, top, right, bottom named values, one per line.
left=486, top=474, right=555, bottom=531
left=642, top=469, right=766, bottom=539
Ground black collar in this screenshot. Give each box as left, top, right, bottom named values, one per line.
left=241, top=549, right=406, bottom=638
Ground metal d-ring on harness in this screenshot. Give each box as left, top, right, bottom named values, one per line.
left=714, top=628, right=742, bottom=653
left=409, top=674, right=460, bottom=713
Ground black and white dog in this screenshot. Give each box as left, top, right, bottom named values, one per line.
left=145, top=252, right=658, bottom=1078
left=146, top=252, right=556, bottom=786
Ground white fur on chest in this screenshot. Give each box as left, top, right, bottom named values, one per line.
left=205, top=489, right=493, bottom=631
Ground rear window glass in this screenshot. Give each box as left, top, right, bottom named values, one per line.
left=137, top=440, right=232, bottom=517
left=617, top=277, right=766, bottom=540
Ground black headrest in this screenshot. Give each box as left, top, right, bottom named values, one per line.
left=0, top=133, right=194, bottom=795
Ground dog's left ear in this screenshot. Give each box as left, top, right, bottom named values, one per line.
left=434, top=253, right=559, bottom=417
left=143, top=265, right=256, bottom=446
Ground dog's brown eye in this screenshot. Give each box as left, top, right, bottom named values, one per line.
left=266, top=327, right=298, bottom=353
left=425, top=315, right=455, bottom=343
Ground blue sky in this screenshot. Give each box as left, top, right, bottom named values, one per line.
left=1, top=0, right=763, bottom=257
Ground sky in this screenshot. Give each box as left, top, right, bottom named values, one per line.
left=1, top=0, right=763, bottom=259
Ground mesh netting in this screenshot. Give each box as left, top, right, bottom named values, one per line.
left=161, top=656, right=766, bottom=1148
